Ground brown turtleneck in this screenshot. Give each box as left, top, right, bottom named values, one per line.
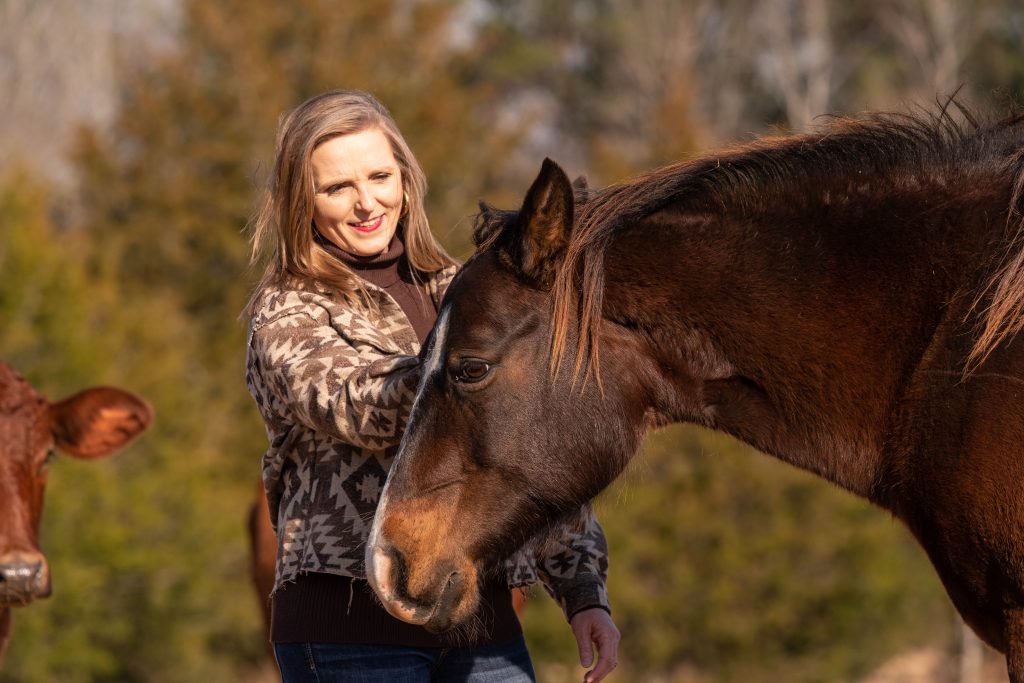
left=322, top=234, right=436, bottom=342
left=270, top=234, right=522, bottom=647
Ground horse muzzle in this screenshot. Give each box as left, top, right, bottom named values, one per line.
left=366, top=541, right=477, bottom=633
left=0, top=552, right=51, bottom=607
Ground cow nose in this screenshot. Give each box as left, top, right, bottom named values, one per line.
left=0, top=552, right=50, bottom=606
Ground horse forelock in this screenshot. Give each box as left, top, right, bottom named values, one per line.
left=471, top=207, right=517, bottom=250
left=549, top=100, right=1024, bottom=379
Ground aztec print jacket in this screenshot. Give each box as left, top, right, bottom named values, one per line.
left=246, top=264, right=611, bottom=619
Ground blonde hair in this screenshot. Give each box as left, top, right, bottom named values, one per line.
left=245, top=90, right=455, bottom=317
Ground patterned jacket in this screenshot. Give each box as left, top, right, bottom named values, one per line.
left=245, top=265, right=611, bottom=619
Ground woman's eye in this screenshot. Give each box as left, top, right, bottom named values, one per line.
left=453, top=359, right=491, bottom=383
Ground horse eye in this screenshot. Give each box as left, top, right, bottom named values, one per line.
left=454, top=359, right=491, bottom=383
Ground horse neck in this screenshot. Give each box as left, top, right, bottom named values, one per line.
left=601, top=191, right=987, bottom=500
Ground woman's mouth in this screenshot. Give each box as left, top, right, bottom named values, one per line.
left=350, top=215, right=384, bottom=233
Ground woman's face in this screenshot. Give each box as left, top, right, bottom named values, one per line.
left=310, top=127, right=404, bottom=257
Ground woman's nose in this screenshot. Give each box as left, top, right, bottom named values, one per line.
left=354, top=185, right=376, bottom=211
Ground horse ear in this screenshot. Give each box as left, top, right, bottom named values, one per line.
left=572, top=175, right=588, bottom=192
left=473, top=201, right=501, bottom=248
left=510, top=158, right=574, bottom=286
left=50, top=387, right=154, bottom=460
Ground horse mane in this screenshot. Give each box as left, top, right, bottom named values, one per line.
left=550, top=100, right=1024, bottom=380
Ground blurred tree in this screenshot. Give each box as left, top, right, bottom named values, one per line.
left=0, top=0, right=175, bottom=184
left=878, top=0, right=968, bottom=98
left=468, top=0, right=703, bottom=185
left=753, top=0, right=835, bottom=131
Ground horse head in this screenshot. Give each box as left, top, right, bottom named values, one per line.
left=366, top=160, right=656, bottom=632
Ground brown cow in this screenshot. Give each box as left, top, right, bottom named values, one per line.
left=247, top=479, right=276, bottom=657
left=0, top=362, right=152, bottom=660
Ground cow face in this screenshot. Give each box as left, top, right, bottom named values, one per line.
left=0, top=363, right=152, bottom=656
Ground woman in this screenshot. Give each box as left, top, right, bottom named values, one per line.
left=244, top=90, right=620, bottom=683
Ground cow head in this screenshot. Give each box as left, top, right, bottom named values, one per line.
left=0, top=363, right=152, bottom=659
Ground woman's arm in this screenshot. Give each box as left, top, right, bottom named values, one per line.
left=249, top=309, right=419, bottom=450
left=533, top=511, right=611, bottom=617
left=522, top=510, right=620, bottom=682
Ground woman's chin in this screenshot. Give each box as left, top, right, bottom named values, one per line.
left=345, top=228, right=396, bottom=256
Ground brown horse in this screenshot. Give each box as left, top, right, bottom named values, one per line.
left=366, top=105, right=1024, bottom=680
left=0, top=363, right=152, bottom=660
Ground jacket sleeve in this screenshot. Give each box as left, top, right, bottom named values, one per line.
left=249, top=309, right=420, bottom=450
left=505, top=507, right=611, bottom=621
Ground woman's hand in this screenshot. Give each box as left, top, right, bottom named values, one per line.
left=569, top=607, right=620, bottom=683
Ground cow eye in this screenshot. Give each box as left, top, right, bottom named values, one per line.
left=38, top=448, right=56, bottom=474
left=453, top=359, right=492, bottom=383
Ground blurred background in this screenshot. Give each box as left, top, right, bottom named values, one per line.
left=1, top=1, right=1023, bottom=681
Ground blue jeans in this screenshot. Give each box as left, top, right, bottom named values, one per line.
left=273, top=635, right=537, bottom=683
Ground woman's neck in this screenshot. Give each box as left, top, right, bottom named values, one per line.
left=320, top=232, right=404, bottom=270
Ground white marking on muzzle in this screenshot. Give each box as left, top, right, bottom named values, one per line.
left=366, top=545, right=425, bottom=624
left=365, top=306, right=451, bottom=616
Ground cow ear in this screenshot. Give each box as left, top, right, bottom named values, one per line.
left=50, top=387, right=153, bottom=460
left=506, top=158, right=574, bottom=287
